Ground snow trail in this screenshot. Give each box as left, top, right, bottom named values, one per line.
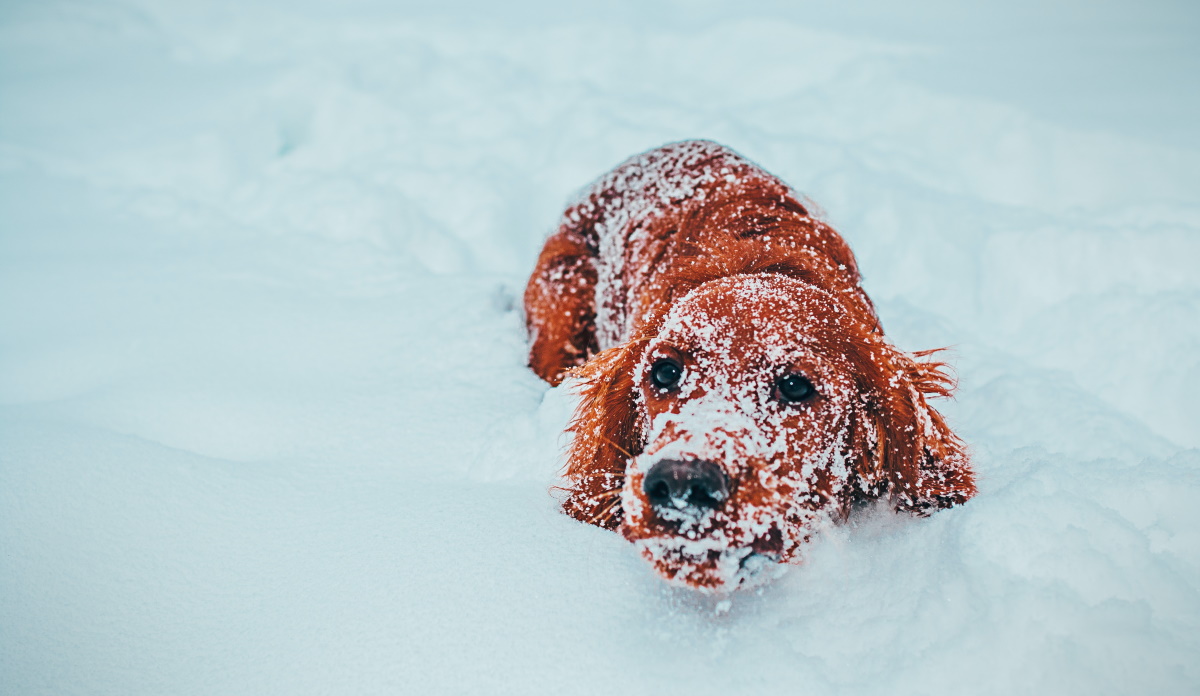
left=2, top=1, right=1199, bottom=694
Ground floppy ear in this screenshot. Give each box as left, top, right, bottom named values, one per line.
left=556, top=341, right=645, bottom=530
left=849, top=347, right=975, bottom=514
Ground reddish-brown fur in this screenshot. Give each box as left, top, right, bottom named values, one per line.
left=525, top=140, right=974, bottom=590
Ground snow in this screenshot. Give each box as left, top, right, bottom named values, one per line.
left=2, top=0, right=1199, bottom=694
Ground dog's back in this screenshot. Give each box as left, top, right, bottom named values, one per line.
left=525, top=140, right=874, bottom=383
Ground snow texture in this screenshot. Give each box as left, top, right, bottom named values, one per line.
left=624, top=276, right=875, bottom=591
left=2, top=1, right=1199, bottom=694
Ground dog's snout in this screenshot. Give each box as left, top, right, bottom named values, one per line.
left=643, top=459, right=730, bottom=512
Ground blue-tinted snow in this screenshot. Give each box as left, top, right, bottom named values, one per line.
left=1, top=1, right=1198, bottom=694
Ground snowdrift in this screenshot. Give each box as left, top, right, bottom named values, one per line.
left=2, top=1, right=1198, bottom=694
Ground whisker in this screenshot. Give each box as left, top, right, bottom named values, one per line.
left=587, top=496, right=623, bottom=526
left=575, top=486, right=622, bottom=507
left=598, top=434, right=635, bottom=459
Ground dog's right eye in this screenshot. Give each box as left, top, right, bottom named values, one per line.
left=649, top=358, right=683, bottom=390
left=776, top=373, right=816, bottom=403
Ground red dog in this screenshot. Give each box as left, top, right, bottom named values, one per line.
left=525, top=140, right=974, bottom=591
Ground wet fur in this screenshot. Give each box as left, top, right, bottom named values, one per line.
left=525, top=140, right=974, bottom=584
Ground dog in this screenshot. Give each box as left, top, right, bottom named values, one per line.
left=524, top=140, right=974, bottom=591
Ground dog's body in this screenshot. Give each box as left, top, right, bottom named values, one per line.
left=525, top=140, right=974, bottom=590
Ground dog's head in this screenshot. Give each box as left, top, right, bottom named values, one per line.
left=560, top=273, right=973, bottom=591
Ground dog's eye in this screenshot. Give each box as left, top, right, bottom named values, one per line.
left=776, top=374, right=816, bottom=403
left=649, top=358, right=683, bottom=390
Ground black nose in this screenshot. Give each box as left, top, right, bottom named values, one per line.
left=642, top=459, right=730, bottom=512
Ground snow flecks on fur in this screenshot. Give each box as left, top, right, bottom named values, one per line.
left=562, top=140, right=797, bottom=349
left=540, top=141, right=973, bottom=592
left=619, top=275, right=865, bottom=590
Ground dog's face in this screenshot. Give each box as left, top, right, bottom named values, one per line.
left=619, top=274, right=867, bottom=590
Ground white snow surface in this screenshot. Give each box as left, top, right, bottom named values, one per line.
left=2, top=1, right=1199, bottom=694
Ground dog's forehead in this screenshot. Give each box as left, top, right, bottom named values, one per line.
left=660, top=275, right=841, bottom=354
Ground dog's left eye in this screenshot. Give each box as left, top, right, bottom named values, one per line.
left=649, top=358, right=683, bottom=390
left=776, top=374, right=816, bottom=403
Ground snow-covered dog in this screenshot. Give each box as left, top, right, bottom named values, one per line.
left=524, top=140, right=975, bottom=591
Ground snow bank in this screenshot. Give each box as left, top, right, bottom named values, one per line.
left=2, top=1, right=1198, bottom=694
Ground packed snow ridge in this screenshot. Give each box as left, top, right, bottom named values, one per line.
left=1, top=1, right=1198, bottom=695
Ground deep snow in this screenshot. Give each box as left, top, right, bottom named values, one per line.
left=2, top=1, right=1199, bottom=694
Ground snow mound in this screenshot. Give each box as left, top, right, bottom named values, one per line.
left=2, top=1, right=1198, bottom=694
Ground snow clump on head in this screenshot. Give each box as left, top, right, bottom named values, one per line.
left=619, top=274, right=866, bottom=592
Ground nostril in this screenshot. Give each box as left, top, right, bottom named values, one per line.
left=688, top=483, right=719, bottom=508
left=647, top=480, right=671, bottom=507
left=642, top=459, right=730, bottom=513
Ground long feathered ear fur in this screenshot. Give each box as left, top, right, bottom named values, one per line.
left=848, top=345, right=975, bottom=514
left=556, top=341, right=647, bottom=530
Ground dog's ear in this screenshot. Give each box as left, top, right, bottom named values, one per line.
left=849, top=347, right=975, bottom=514
left=557, top=341, right=645, bottom=529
